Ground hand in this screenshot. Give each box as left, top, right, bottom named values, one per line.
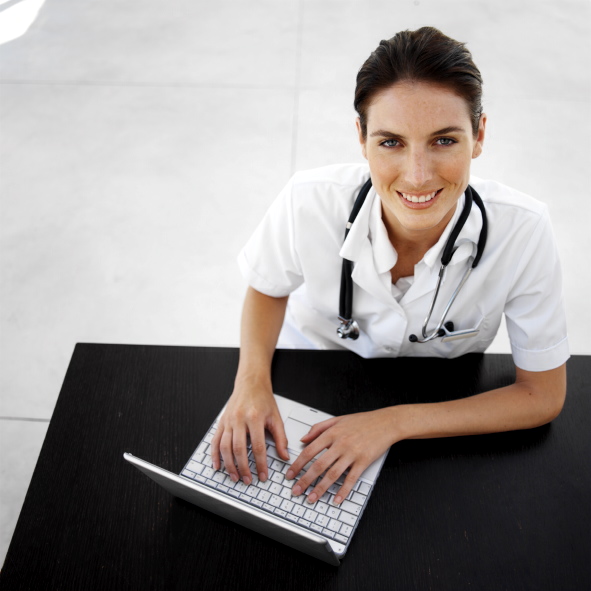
left=285, top=409, right=397, bottom=504
left=210, top=381, right=289, bottom=485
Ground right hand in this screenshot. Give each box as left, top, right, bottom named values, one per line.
left=210, top=380, right=290, bottom=484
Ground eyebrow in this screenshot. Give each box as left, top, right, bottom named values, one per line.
left=369, top=126, right=467, bottom=139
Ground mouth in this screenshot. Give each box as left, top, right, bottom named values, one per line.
left=397, top=188, right=443, bottom=209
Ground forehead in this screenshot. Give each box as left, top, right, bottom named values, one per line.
left=366, top=81, right=472, bottom=132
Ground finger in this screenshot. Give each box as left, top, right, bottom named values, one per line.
left=300, top=417, right=339, bottom=443
left=285, top=438, right=324, bottom=482
left=232, top=427, right=252, bottom=484
left=306, top=457, right=350, bottom=504
left=333, top=466, right=364, bottom=504
left=219, top=429, right=239, bottom=482
left=210, top=425, right=223, bottom=471
left=249, top=425, right=269, bottom=482
left=291, top=447, right=335, bottom=497
left=267, top=414, right=289, bottom=461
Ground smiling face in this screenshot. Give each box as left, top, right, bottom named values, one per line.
left=357, top=81, right=486, bottom=245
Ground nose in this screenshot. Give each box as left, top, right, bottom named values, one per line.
left=402, top=147, right=433, bottom=189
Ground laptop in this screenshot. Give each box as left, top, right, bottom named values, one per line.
left=124, top=394, right=389, bottom=565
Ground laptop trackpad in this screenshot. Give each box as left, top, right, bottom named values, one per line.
left=284, top=417, right=312, bottom=455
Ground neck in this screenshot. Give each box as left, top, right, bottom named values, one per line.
left=381, top=203, right=458, bottom=258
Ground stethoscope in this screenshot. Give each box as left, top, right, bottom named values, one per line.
left=337, top=179, right=488, bottom=343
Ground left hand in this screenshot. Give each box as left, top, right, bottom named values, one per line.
left=285, top=409, right=398, bottom=505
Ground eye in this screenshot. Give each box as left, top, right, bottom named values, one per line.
left=435, top=137, right=457, bottom=146
left=380, top=139, right=400, bottom=148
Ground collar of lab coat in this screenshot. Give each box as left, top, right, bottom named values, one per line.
left=338, top=185, right=481, bottom=309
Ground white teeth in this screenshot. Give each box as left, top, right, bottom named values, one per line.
left=400, top=190, right=438, bottom=203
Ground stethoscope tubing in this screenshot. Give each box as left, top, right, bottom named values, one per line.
left=337, top=179, right=488, bottom=342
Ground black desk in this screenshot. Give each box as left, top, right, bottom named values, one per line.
left=1, top=345, right=589, bottom=590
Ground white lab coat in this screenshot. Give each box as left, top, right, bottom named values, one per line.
left=238, top=163, right=569, bottom=371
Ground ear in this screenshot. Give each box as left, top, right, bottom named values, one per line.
left=355, top=118, right=368, bottom=160
left=472, top=113, right=487, bottom=159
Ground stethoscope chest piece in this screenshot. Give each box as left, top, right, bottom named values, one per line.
left=337, top=317, right=360, bottom=340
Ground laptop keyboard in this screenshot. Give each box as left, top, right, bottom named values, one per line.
left=180, top=422, right=372, bottom=545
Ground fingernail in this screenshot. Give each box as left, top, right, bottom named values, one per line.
left=244, top=476, right=251, bottom=485
left=259, top=472, right=267, bottom=482
left=285, top=470, right=294, bottom=480
left=292, top=485, right=301, bottom=496
left=231, top=473, right=238, bottom=482
left=307, top=492, right=317, bottom=503
left=335, top=495, right=342, bottom=504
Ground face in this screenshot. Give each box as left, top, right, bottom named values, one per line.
left=356, top=81, right=486, bottom=243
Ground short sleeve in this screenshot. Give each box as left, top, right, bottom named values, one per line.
left=237, top=176, right=304, bottom=297
left=504, top=209, right=569, bottom=371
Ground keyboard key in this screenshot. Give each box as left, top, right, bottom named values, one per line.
left=292, top=495, right=304, bottom=505
left=304, top=509, right=318, bottom=522
left=327, top=519, right=341, bottom=532
left=285, top=513, right=299, bottom=523
left=191, top=452, right=205, bottom=463
left=239, top=493, right=250, bottom=502
left=263, top=503, right=274, bottom=511
left=271, top=472, right=284, bottom=484
left=310, top=523, right=323, bottom=533
left=269, top=495, right=282, bottom=507
left=203, top=455, right=213, bottom=467
left=351, top=492, right=366, bottom=505
left=252, top=499, right=263, bottom=508
left=267, top=446, right=282, bottom=460
left=213, top=472, right=226, bottom=483
left=216, top=484, right=229, bottom=493
left=292, top=505, right=306, bottom=517
left=328, top=483, right=340, bottom=495
left=298, top=518, right=311, bottom=528
left=358, top=482, right=371, bottom=495
left=204, top=432, right=214, bottom=443
left=194, top=474, right=206, bottom=483
left=280, top=500, right=294, bottom=513
left=197, top=442, right=209, bottom=454
left=234, top=481, right=248, bottom=493
left=316, top=514, right=329, bottom=527
left=271, top=459, right=284, bottom=472
left=322, top=529, right=335, bottom=539
left=258, top=490, right=271, bottom=503
left=187, top=460, right=201, bottom=472
left=320, top=492, right=331, bottom=503
left=316, top=502, right=329, bottom=515
left=223, top=475, right=235, bottom=487
left=279, top=487, right=292, bottom=500
left=327, top=507, right=341, bottom=520
left=181, top=469, right=196, bottom=479
left=269, top=483, right=282, bottom=495
left=274, top=508, right=287, bottom=518
left=245, top=485, right=259, bottom=497
left=341, top=500, right=362, bottom=516
left=335, top=534, right=348, bottom=544
left=227, top=488, right=240, bottom=497
left=339, top=511, right=357, bottom=527
left=202, top=467, right=215, bottom=479
left=258, top=479, right=271, bottom=490
left=281, top=463, right=291, bottom=475
left=340, top=524, right=353, bottom=537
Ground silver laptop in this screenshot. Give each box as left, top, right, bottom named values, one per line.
left=124, top=394, right=389, bottom=565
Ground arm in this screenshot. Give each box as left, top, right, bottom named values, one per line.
left=211, top=286, right=290, bottom=484
left=287, top=363, right=567, bottom=504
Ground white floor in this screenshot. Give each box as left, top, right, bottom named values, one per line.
left=1, top=0, right=589, bottom=566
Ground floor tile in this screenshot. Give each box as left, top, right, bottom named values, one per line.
left=0, top=0, right=300, bottom=87
left=0, top=84, right=294, bottom=418
left=0, top=419, right=49, bottom=568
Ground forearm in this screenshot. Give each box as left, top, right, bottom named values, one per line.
left=390, top=364, right=567, bottom=441
left=235, top=286, right=288, bottom=387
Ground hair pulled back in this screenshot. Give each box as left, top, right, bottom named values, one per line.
left=354, top=27, right=483, bottom=138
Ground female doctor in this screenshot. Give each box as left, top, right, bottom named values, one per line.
left=211, top=27, right=569, bottom=507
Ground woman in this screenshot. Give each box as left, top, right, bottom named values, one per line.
left=211, top=27, right=568, bottom=507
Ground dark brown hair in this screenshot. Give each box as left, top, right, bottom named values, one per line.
left=354, top=27, right=483, bottom=138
